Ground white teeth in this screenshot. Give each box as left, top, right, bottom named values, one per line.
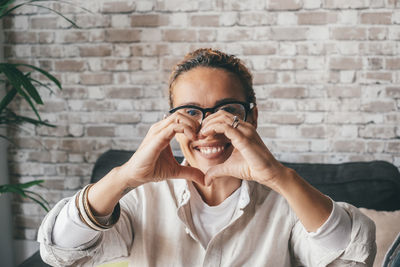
left=199, top=146, right=224, bottom=155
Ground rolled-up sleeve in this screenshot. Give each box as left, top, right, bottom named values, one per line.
left=290, top=202, right=376, bottom=267
left=37, top=195, right=135, bottom=267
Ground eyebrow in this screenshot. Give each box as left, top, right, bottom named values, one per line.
left=178, top=98, right=240, bottom=107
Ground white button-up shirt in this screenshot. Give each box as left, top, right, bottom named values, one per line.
left=38, top=179, right=376, bottom=266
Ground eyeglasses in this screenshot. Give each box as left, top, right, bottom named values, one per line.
left=169, top=101, right=255, bottom=124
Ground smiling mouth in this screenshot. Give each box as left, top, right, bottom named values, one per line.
left=194, top=143, right=231, bottom=157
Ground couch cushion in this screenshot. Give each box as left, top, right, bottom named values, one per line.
left=359, top=208, right=400, bottom=267
left=282, top=161, right=400, bottom=211
left=91, top=150, right=400, bottom=211
left=19, top=251, right=51, bottom=267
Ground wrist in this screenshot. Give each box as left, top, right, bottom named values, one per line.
left=113, top=165, right=144, bottom=190
left=263, top=166, right=298, bottom=195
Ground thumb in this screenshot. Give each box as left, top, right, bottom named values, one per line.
left=176, top=166, right=205, bottom=186
left=204, top=164, right=232, bottom=186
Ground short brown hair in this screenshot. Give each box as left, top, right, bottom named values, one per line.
left=168, top=48, right=255, bottom=107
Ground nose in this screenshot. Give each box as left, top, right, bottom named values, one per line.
left=200, top=111, right=213, bottom=124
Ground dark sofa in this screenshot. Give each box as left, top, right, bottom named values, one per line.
left=20, top=149, right=400, bottom=266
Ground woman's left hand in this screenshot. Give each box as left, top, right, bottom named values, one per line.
left=200, top=110, right=288, bottom=190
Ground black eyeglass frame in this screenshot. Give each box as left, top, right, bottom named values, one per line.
left=168, top=100, right=255, bottom=123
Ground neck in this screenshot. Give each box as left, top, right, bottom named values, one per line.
left=193, top=177, right=241, bottom=206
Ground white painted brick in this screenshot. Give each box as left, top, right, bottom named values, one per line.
left=135, top=1, right=154, bottom=12
left=141, top=112, right=163, bottom=123
left=338, top=42, right=359, bottom=55
left=307, top=26, right=329, bottom=40
left=340, top=71, right=356, bottom=83
left=87, top=87, right=105, bottom=99
left=303, top=0, right=322, bottom=9
left=111, top=15, right=131, bottom=28
left=250, top=57, right=268, bottom=70
left=369, top=0, right=384, bottom=7
left=220, top=12, right=238, bottom=26
left=307, top=57, right=325, bottom=69
left=295, top=71, right=326, bottom=84
left=87, top=58, right=103, bottom=72
left=279, top=43, right=297, bottom=56
left=388, top=27, right=400, bottom=40
left=305, top=112, right=325, bottom=123
left=168, top=13, right=188, bottom=27
left=113, top=44, right=131, bottom=57
left=311, top=140, right=329, bottom=151
left=337, top=10, right=358, bottom=25
left=277, top=12, right=297, bottom=25
left=276, top=126, right=299, bottom=138
left=15, top=45, right=31, bottom=57
left=12, top=15, right=29, bottom=29
left=393, top=11, right=400, bottom=24
left=115, top=125, right=136, bottom=137
left=114, top=99, right=135, bottom=111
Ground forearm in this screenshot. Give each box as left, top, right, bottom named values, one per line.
left=88, top=166, right=143, bottom=216
left=52, top=196, right=100, bottom=247
left=270, top=167, right=333, bottom=232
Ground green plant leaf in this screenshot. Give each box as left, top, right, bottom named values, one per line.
left=0, top=66, right=43, bottom=120
left=0, top=133, right=16, bottom=145
left=28, top=76, right=55, bottom=95
left=0, top=65, right=43, bottom=113
left=18, top=179, right=44, bottom=189
left=14, top=85, right=42, bottom=120
left=0, top=0, right=16, bottom=18
left=25, top=189, right=49, bottom=206
left=3, top=64, right=44, bottom=104
left=28, top=3, right=78, bottom=28
left=0, top=108, right=55, bottom=127
left=0, top=87, right=17, bottom=112
left=15, top=63, right=61, bottom=90
left=0, top=1, right=29, bottom=19
left=0, top=63, right=23, bottom=95
left=0, top=184, right=25, bottom=196
left=24, top=193, right=49, bottom=212
left=0, top=181, right=49, bottom=211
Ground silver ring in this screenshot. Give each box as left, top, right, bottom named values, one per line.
left=231, top=116, right=240, bottom=129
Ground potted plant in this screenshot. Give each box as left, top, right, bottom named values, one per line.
left=0, top=0, right=82, bottom=211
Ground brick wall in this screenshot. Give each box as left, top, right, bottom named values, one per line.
left=4, top=0, right=400, bottom=246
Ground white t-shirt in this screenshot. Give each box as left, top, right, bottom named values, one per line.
left=188, top=182, right=241, bottom=248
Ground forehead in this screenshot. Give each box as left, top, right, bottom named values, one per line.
left=172, top=67, right=246, bottom=107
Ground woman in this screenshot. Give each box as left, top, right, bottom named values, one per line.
left=38, top=49, right=376, bottom=266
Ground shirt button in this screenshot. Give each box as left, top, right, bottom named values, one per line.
left=185, top=227, right=190, bottom=234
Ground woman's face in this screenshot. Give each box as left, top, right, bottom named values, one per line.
left=172, top=67, right=257, bottom=174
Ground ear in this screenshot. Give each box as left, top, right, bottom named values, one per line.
left=247, top=106, right=258, bottom=129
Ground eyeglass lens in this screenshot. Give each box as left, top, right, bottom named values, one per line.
left=183, top=103, right=246, bottom=123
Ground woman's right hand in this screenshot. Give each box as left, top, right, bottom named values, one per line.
left=88, top=111, right=205, bottom=216
left=116, top=111, right=205, bottom=188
